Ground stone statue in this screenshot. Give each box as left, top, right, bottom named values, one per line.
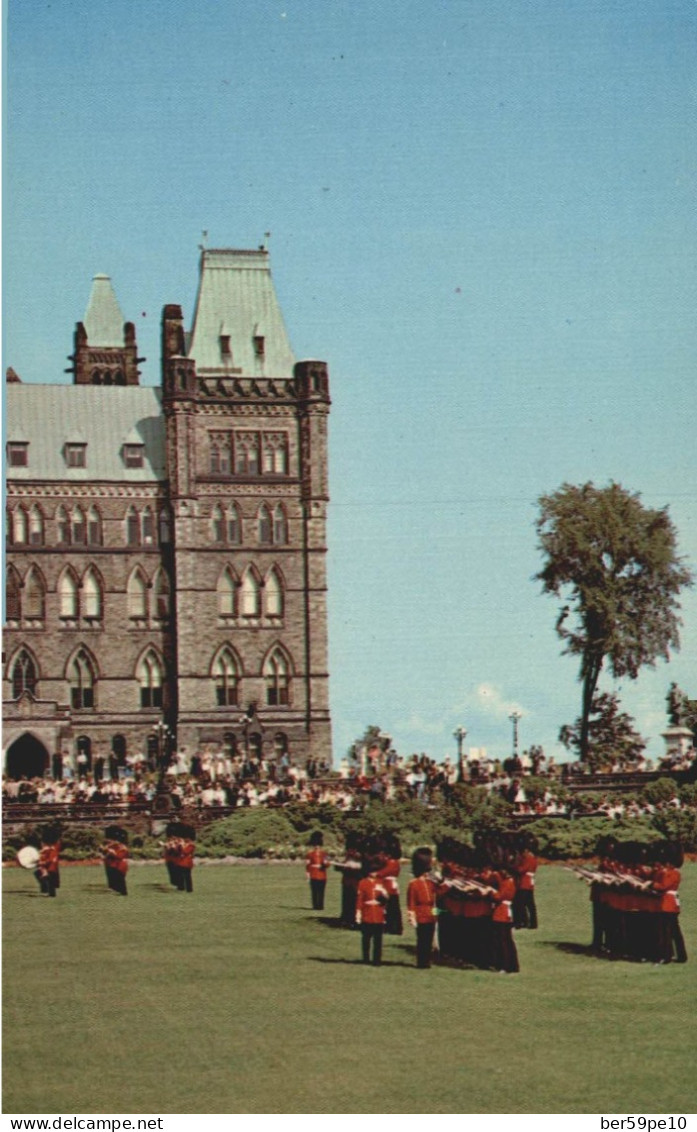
left=667, top=682, right=686, bottom=726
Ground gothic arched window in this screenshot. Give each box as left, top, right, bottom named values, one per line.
left=56, top=506, right=70, bottom=545
left=71, top=506, right=86, bottom=545
left=6, top=566, right=21, bottom=621
left=24, top=569, right=45, bottom=620
left=273, top=505, right=288, bottom=545
left=240, top=569, right=261, bottom=617
left=227, top=504, right=241, bottom=544
left=59, top=572, right=79, bottom=619
left=153, top=569, right=170, bottom=621
left=126, top=507, right=140, bottom=546
left=127, top=570, right=148, bottom=620
left=137, top=651, right=163, bottom=708
left=141, top=507, right=155, bottom=545
left=265, top=569, right=283, bottom=617
left=13, top=507, right=27, bottom=545
left=217, top=568, right=236, bottom=617
left=258, top=505, right=272, bottom=545
left=70, top=650, right=96, bottom=709
left=213, top=648, right=240, bottom=706
left=11, top=650, right=38, bottom=699
left=212, top=504, right=225, bottom=543
left=87, top=506, right=102, bottom=546
left=264, top=648, right=291, bottom=706
left=82, top=570, right=102, bottom=620
left=28, top=506, right=44, bottom=546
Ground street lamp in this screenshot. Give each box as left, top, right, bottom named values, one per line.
left=509, top=711, right=522, bottom=759
left=453, top=725, right=467, bottom=782
left=153, top=720, right=172, bottom=785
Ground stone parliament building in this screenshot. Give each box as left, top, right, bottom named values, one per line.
left=4, top=248, right=332, bottom=778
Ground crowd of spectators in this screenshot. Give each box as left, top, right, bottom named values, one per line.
left=2, top=739, right=695, bottom=819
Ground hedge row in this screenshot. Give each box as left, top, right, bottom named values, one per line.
left=4, top=782, right=697, bottom=863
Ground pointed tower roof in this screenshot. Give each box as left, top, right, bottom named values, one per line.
left=83, top=273, right=126, bottom=346
left=187, top=249, right=295, bottom=376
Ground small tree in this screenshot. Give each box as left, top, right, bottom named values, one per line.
left=559, top=691, right=646, bottom=771
left=536, top=481, right=693, bottom=761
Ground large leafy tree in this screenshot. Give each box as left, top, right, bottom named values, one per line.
left=559, top=691, right=646, bottom=771
left=535, top=481, right=693, bottom=761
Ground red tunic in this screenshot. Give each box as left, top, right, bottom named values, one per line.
left=407, top=877, right=437, bottom=924
left=38, top=843, right=60, bottom=875
left=175, top=839, right=195, bottom=870
left=306, top=847, right=330, bottom=881
left=376, top=857, right=401, bottom=896
left=515, top=850, right=538, bottom=891
left=650, top=866, right=681, bottom=914
left=104, top=840, right=129, bottom=874
left=356, top=876, right=388, bottom=925
left=491, top=876, right=516, bottom=923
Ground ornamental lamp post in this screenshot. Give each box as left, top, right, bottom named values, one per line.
left=509, top=711, right=522, bottom=759
left=453, top=725, right=468, bottom=782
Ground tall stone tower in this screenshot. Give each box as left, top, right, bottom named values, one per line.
left=161, top=248, right=332, bottom=765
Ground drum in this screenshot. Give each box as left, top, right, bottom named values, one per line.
left=17, top=845, right=40, bottom=870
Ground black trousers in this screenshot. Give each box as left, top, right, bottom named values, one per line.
left=178, top=867, right=193, bottom=893
left=361, top=923, right=384, bottom=965
left=35, top=870, right=58, bottom=897
left=513, top=889, right=537, bottom=929
left=490, top=922, right=519, bottom=972
left=105, top=865, right=127, bottom=895
left=416, top=922, right=436, bottom=968
left=341, top=883, right=358, bottom=926
left=310, top=878, right=326, bottom=910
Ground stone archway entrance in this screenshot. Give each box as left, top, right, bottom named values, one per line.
left=5, top=733, right=50, bottom=780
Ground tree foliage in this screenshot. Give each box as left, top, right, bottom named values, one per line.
left=536, top=481, right=693, bottom=759
left=559, top=691, right=646, bottom=771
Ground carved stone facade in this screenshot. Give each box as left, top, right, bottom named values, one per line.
left=4, top=250, right=332, bottom=777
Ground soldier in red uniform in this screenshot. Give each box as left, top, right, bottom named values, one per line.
left=336, top=832, right=363, bottom=927
left=376, top=833, right=403, bottom=935
left=512, top=833, right=538, bottom=929
left=489, top=863, right=519, bottom=973
left=355, top=857, right=389, bottom=965
left=102, top=826, right=129, bottom=896
left=173, top=824, right=196, bottom=893
left=306, top=830, right=330, bottom=910
left=36, top=826, right=61, bottom=898
left=407, top=847, right=438, bottom=968
left=650, top=841, right=687, bottom=963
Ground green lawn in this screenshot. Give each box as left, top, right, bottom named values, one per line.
left=3, top=862, right=696, bottom=1114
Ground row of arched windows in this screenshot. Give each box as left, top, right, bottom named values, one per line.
left=6, top=503, right=289, bottom=547
left=7, top=644, right=294, bottom=709
left=5, top=504, right=169, bottom=548
left=216, top=566, right=283, bottom=618
left=6, top=565, right=107, bottom=623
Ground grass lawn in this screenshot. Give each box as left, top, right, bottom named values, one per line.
left=3, top=861, right=696, bottom=1114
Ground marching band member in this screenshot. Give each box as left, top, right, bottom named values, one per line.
left=512, top=833, right=538, bottom=929
left=102, top=826, right=129, bottom=896
left=407, top=848, right=438, bottom=968
left=36, top=826, right=61, bottom=898
left=489, top=861, right=519, bottom=974
left=376, top=833, right=403, bottom=935
left=174, top=824, right=196, bottom=893
left=306, top=830, right=330, bottom=910
left=355, top=856, right=389, bottom=966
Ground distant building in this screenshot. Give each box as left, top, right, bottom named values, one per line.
left=4, top=248, right=332, bottom=777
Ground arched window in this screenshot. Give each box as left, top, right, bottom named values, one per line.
left=112, top=734, right=127, bottom=761
left=265, top=569, right=283, bottom=617
left=24, top=569, right=45, bottom=620
left=13, top=507, right=27, bottom=545
left=71, top=505, right=86, bottom=545
left=258, top=505, right=272, bottom=545
left=264, top=649, right=291, bottom=706
left=213, top=649, right=240, bottom=706
left=141, top=507, right=155, bottom=545
left=82, top=570, right=102, bottom=620
left=159, top=509, right=171, bottom=544
left=240, top=569, right=261, bottom=617
left=70, top=650, right=96, bottom=709
left=87, top=506, right=102, bottom=546
left=76, top=735, right=92, bottom=772
left=56, top=506, right=70, bottom=545
left=11, top=651, right=38, bottom=699
left=137, top=651, right=163, bottom=708
left=127, top=570, right=148, bottom=620
left=153, top=569, right=170, bottom=621
left=227, top=504, right=241, bottom=544
left=212, top=504, right=225, bottom=542
left=114, top=370, right=125, bottom=386
left=217, top=569, right=236, bottom=617
left=223, top=732, right=238, bottom=757
left=28, top=506, right=44, bottom=546
left=59, top=572, right=79, bottom=619
left=273, top=505, right=288, bottom=545
left=126, top=507, right=140, bottom=546
left=91, top=370, right=102, bottom=385
left=6, top=566, right=21, bottom=620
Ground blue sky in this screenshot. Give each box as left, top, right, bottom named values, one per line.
left=4, top=0, right=696, bottom=763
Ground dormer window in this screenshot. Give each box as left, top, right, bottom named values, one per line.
left=7, top=442, right=28, bottom=467
left=220, top=334, right=232, bottom=357
left=253, top=335, right=265, bottom=359
left=65, top=443, right=87, bottom=468
left=123, top=443, right=145, bottom=469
